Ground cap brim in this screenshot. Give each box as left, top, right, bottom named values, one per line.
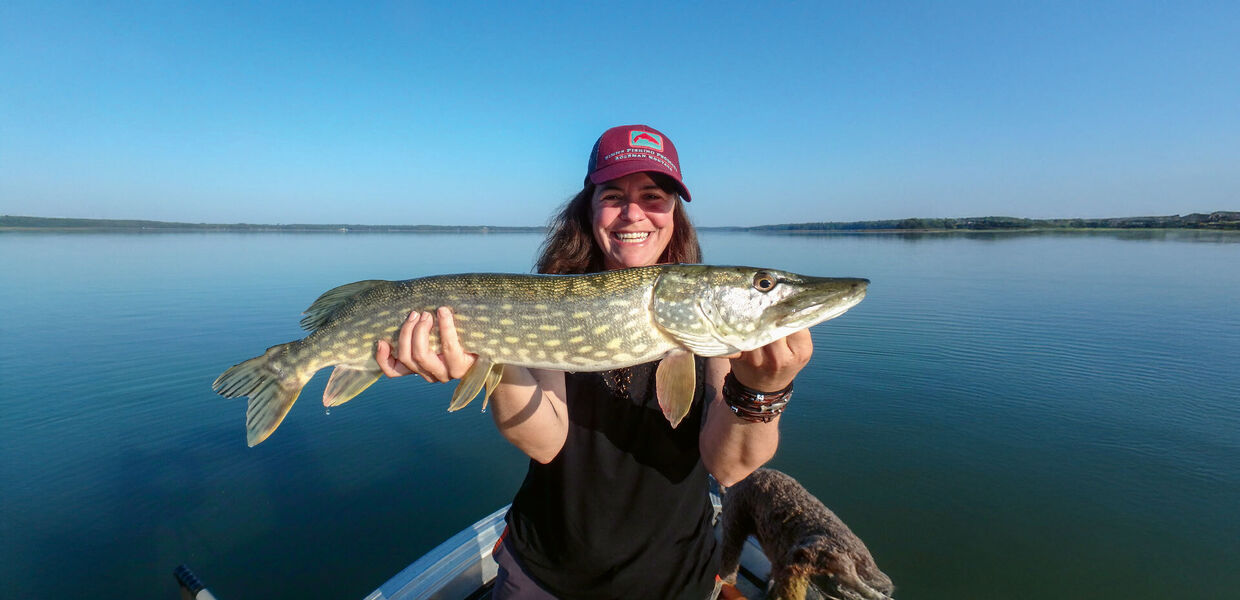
left=588, top=162, right=692, bottom=202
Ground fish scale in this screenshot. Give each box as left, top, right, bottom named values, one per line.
left=214, top=265, right=867, bottom=446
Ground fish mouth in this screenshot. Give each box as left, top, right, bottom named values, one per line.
left=776, top=278, right=868, bottom=329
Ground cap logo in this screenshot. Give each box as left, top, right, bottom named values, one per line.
left=629, top=130, right=664, bottom=152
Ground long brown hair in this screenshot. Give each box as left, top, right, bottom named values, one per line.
left=536, top=173, right=702, bottom=275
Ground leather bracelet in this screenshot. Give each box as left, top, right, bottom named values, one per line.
left=723, top=372, right=792, bottom=423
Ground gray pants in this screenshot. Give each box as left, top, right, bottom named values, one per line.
left=491, top=534, right=557, bottom=599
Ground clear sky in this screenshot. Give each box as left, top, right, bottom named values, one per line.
left=2, top=1, right=1237, bottom=227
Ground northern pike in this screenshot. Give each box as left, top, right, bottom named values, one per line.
left=213, top=265, right=868, bottom=446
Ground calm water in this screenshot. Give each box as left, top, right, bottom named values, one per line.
left=1, top=230, right=1237, bottom=599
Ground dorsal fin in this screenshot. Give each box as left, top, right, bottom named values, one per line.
left=299, top=279, right=389, bottom=331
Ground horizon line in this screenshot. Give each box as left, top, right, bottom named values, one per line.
left=3, top=211, right=1238, bottom=231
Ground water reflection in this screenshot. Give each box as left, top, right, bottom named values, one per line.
left=1, top=231, right=1237, bottom=600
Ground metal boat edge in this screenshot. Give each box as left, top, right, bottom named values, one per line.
left=365, top=505, right=509, bottom=600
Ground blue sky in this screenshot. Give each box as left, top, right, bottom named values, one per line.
left=2, top=1, right=1237, bottom=226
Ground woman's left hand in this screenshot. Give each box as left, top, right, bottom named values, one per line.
left=727, top=329, right=813, bottom=392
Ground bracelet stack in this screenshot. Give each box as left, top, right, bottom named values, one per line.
left=722, top=372, right=793, bottom=423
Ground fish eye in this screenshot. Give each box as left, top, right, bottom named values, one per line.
left=752, top=271, right=777, bottom=292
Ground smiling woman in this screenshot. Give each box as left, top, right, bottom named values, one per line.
left=375, top=124, right=816, bottom=599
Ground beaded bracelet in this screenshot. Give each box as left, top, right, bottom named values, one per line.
left=723, top=372, right=793, bottom=423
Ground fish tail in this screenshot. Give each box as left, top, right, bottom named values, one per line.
left=212, top=342, right=313, bottom=446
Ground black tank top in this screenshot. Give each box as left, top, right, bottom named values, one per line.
left=505, top=358, right=719, bottom=599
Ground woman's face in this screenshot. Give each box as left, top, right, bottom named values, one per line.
left=591, top=171, right=676, bottom=270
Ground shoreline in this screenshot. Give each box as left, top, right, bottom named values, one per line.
left=2, top=212, right=1237, bottom=234
left=5, top=226, right=1238, bottom=236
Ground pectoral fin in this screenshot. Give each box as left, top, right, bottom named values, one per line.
left=655, top=349, right=696, bottom=428
left=449, top=358, right=502, bottom=412
left=323, top=365, right=382, bottom=407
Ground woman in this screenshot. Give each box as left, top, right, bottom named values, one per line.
left=375, top=125, right=812, bottom=599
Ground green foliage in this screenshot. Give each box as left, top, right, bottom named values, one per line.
left=747, top=212, right=1239, bottom=232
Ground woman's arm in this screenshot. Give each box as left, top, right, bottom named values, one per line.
left=485, top=366, right=568, bottom=464
left=376, top=307, right=570, bottom=463
left=699, top=329, right=813, bottom=487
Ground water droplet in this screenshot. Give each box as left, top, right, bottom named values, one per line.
left=325, top=407, right=331, bottom=416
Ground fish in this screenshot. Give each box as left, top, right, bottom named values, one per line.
left=213, top=265, right=868, bottom=446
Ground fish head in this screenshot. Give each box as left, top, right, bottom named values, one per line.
left=651, top=266, right=868, bottom=356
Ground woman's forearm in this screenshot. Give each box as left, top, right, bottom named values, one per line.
left=699, top=358, right=780, bottom=487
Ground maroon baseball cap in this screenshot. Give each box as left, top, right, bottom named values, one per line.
left=585, top=125, right=691, bottom=201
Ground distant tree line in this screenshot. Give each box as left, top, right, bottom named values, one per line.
left=749, top=212, right=1240, bottom=232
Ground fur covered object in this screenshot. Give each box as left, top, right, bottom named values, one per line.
left=719, top=469, right=894, bottom=600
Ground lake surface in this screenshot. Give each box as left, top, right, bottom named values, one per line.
left=1, top=230, right=1237, bottom=599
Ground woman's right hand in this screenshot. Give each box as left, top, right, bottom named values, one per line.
left=375, top=307, right=477, bottom=382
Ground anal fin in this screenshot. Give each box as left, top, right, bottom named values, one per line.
left=323, top=365, right=382, bottom=407
left=655, top=349, right=696, bottom=428
left=480, top=363, right=504, bottom=412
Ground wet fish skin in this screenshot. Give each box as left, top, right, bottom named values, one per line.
left=213, top=265, right=868, bottom=446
